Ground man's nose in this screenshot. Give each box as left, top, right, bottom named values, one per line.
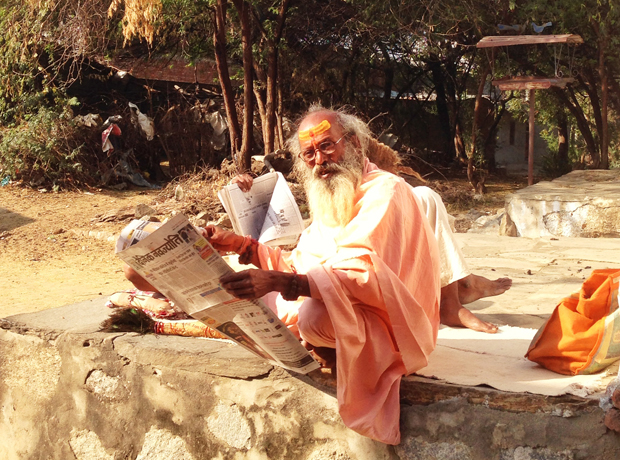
left=314, top=149, right=327, bottom=165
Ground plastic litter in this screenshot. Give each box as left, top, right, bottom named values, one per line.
left=128, top=102, right=155, bottom=141
left=600, top=367, right=620, bottom=411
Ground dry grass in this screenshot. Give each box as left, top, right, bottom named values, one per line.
left=146, top=159, right=525, bottom=229
left=151, top=160, right=311, bottom=225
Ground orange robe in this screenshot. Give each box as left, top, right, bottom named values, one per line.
left=257, top=161, right=441, bottom=444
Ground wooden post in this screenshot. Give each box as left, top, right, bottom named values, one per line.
left=528, top=89, right=536, bottom=186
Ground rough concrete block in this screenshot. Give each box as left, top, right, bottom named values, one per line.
left=500, top=446, right=574, bottom=460
left=206, top=403, right=252, bottom=449
left=85, top=369, right=122, bottom=399
left=136, top=427, right=194, bottom=460
left=69, top=429, right=114, bottom=460
left=396, top=437, right=473, bottom=460
left=492, top=422, right=526, bottom=448
left=506, top=170, right=620, bottom=238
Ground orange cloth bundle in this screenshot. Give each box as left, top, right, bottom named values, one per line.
left=153, top=319, right=228, bottom=340
left=526, top=269, right=620, bottom=375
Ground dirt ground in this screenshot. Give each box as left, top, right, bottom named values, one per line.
left=0, top=186, right=160, bottom=318
left=0, top=174, right=523, bottom=319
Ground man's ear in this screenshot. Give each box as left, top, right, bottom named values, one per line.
left=349, top=135, right=361, bottom=149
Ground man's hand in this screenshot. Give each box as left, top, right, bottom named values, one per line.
left=231, top=173, right=254, bottom=192
left=219, top=269, right=287, bottom=299
left=201, top=225, right=244, bottom=254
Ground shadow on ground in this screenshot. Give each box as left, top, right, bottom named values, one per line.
left=0, top=207, right=35, bottom=232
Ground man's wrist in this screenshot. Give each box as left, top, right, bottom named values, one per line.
left=236, top=235, right=248, bottom=253
left=238, top=236, right=259, bottom=265
left=280, top=272, right=310, bottom=301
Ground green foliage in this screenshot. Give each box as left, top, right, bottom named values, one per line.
left=0, top=104, right=98, bottom=187
left=538, top=128, right=574, bottom=178
left=2, top=0, right=620, bottom=188
left=154, top=0, right=214, bottom=59
left=0, top=0, right=112, bottom=187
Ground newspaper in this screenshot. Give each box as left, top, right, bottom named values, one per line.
left=217, top=172, right=304, bottom=246
left=116, top=216, right=319, bottom=374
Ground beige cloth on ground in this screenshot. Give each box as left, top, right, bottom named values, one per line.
left=410, top=186, right=470, bottom=287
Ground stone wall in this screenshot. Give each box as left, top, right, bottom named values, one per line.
left=1, top=299, right=619, bottom=459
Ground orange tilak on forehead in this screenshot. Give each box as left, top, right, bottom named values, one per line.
left=298, top=120, right=331, bottom=141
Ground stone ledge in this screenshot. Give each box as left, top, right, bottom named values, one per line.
left=1, top=298, right=618, bottom=459
left=506, top=170, right=620, bottom=238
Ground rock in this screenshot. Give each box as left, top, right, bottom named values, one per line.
left=174, top=185, right=184, bottom=201
left=93, top=207, right=134, bottom=223
left=612, top=387, right=620, bottom=409
left=214, top=213, right=232, bottom=229
left=499, top=211, right=518, bottom=237
left=109, top=182, right=127, bottom=190
left=467, top=209, right=504, bottom=235
left=604, top=407, right=620, bottom=432
left=206, top=403, right=252, bottom=449
left=135, top=427, right=194, bottom=460
left=505, top=170, right=620, bottom=238
left=69, top=429, right=114, bottom=460
left=454, top=210, right=486, bottom=233
left=134, top=203, right=157, bottom=219
left=189, top=216, right=207, bottom=228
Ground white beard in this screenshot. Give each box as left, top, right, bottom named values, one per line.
left=296, top=145, right=364, bottom=228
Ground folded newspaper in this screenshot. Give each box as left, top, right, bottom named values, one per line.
left=217, top=172, right=304, bottom=246
left=116, top=215, right=319, bottom=374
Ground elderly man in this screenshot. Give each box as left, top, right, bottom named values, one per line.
left=207, top=107, right=441, bottom=444
left=232, top=141, right=511, bottom=335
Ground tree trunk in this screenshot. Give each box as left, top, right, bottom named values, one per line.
left=253, top=84, right=268, bottom=152
left=252, top=0, right=291, bottom=156
left=445, top=59, right=466, bottom=163
left=552, top=86, right=599, bottom=166
left=429, top=59, right=454, bottom=164
left=599, top=40, right=609, bottom=169
left=467, top=64, right=490, bottom=191
left=453, top=121, right=466, bottom=162
left=275, top=83, right=284, bottom=149
left=213, top=0, right=241, bottom=158
left=470, top=65, right=490, bottom=159
left=579, top=70, right=603, bottom=148
left=264, top=42, right=278, bottom=155
left=232, top=0, right=254, bottom=172
left=557, top=111, right=569, bottom=168
left=378, top=43, right=394, bottom=111
left=591, top=19, right=609, bottom=169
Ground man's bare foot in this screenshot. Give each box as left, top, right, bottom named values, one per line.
left=440, top=283, right=499, bottom=334
left=458, top=274, right=512, bottom=305
left=311, top=347, right=337, bottom=370
left=441, top=303, right=499, bottom=333
left=303, top=341, right=337, bottom=370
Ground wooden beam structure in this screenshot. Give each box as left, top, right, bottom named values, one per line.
left=476, top=34, right=584, bottom=48
left=528, top=89, right=536, bottom=185
left=492, top=76, right=575, bottom=91
left=476, top=33, right=583, bottom=186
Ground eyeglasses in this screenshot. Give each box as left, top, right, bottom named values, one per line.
left=298, top=135, right=346, bottom=163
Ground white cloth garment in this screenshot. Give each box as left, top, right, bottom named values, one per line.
left=410, top=186, right=470, bottom=287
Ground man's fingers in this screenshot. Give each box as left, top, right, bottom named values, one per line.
left=220, top=270, right=250, bottom=284
left=220, top=283, right=258, bottom=299
left=228, top=280, right=250, bottom=290
left=232, top=174, right=253, bottom=192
